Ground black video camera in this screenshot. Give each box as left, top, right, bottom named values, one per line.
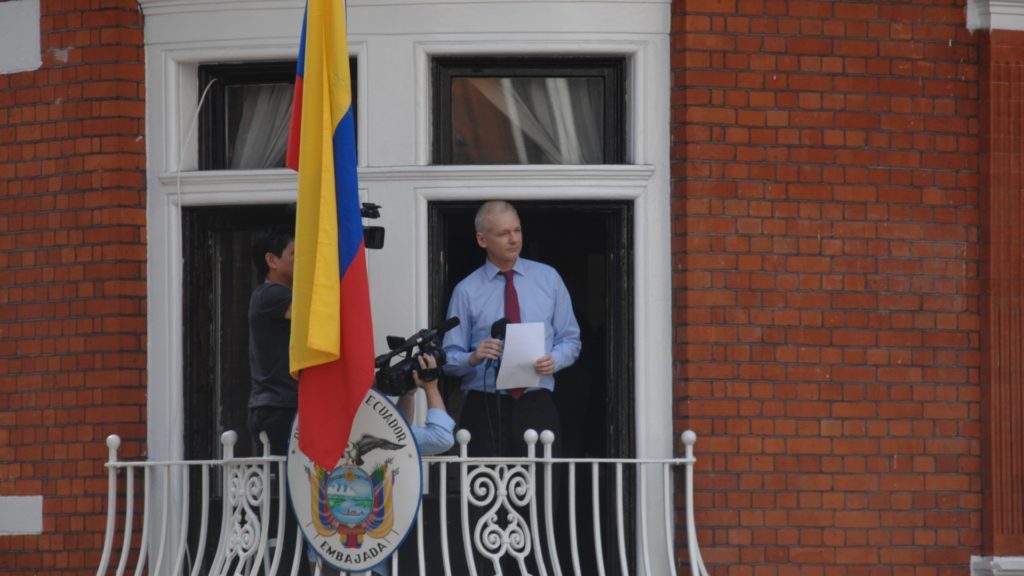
left=361, top=203, right=385, bottom=249
left=373, top=317, right=460, bottom=396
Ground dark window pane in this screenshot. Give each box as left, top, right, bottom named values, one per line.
left=434, top=57, right=625, bottom=165
left=450, top=77, right=605, bottom=164
left=200, top=60, right=358, bottom=170
left=225, top=82, right=293, bottom=168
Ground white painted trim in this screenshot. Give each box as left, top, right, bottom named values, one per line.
left=159, top=164, right=654, bottom=187
left=0, top=0, right=41, bottom=74
left=141, top=0, right=303, bottom=17
left=154, top=165, right=656, bottom=208
left=967, top=0, right=1024, bottom=31
left=973, top=556, right=1024, bottom=576
left=362, top=164, right=656, bottom=181
left=0, top=496, right=43, bottom=535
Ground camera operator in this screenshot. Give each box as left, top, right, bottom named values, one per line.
left=397, top=354, right=455, bottom=456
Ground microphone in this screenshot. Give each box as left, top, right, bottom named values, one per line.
left=491, top=317, right=509, bottom=340
left=485, top=318, right=510, bottom=372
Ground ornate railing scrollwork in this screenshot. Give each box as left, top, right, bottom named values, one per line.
left=221, top=463, right=265, bottom=567
left=467, top=463, right=533, bottom=571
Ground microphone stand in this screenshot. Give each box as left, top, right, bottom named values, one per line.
left=485, top=318, right=508, bottom=458
left=489, top=359, right=502, bottom=457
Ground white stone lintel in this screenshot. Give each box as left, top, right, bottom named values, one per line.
left=0, top=496, right=43, bottom=535
left=0, top=0, right=42, bottom=74
left=973, top=555, right=1024, bottom=576
left=968, top=0, right=1024, bottom=32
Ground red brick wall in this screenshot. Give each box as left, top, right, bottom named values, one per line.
left=0, top=1, right=146, bottom=573
left=671, top=1, right=983, bottom=573
left=979, top=28, right=1024, bottom=556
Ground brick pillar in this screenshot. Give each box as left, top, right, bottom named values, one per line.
left=980, top=28, right=1024, bottom=556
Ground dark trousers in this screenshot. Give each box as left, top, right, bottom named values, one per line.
left=248, top=406, right=311, bottom=576
left=458, top=390, right=563, bottom=575
left=459, top=389, right=562, bottom=459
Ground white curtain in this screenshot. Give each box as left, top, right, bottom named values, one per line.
left=229, top=83, right=293, bottom=169
left=465, top=76, right=604, bottom=164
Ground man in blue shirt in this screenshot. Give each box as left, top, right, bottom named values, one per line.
left=442, top=200, right=582, bottom=459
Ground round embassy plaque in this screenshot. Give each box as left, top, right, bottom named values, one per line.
left=287, top=389, right=422, bottom=572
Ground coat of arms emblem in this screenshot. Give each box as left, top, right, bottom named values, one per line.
left=288, top=390, right=423, bottom=572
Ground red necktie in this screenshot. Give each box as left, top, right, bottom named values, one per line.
left=501, top=270, right=524, bottom=399
left=502, top=270, right=521, bottom=323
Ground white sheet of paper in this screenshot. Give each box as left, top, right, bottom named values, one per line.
left=496, top=322, right=545, bottom=391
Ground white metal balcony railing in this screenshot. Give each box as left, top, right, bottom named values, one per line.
left=95, top=429, right=707, bottom=576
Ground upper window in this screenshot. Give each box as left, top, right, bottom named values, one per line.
left=199, top=62, right=295, bottom=170
left=199, top=59, right=358, bottom=170
left=432, top=57, right=626, bottom=165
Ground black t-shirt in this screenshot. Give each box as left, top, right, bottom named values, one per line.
left=248, top=282, right=299, bottom=408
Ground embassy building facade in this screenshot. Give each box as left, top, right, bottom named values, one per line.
left=1, top=0, right=1024, bottom=574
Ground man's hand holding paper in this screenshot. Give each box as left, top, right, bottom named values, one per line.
left=533, top=354, right=555, bottom=375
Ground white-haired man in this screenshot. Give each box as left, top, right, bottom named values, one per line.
left=442, top=200, right=582, bottom=459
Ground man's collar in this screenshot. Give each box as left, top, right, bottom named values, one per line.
left=484, top=258, right=522, bottom=278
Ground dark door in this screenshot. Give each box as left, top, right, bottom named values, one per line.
left=426, top=200, right=636, bottom=574
left=183, top=205, right=295, bottom=460
left=182, top=205, right=294, bottom=570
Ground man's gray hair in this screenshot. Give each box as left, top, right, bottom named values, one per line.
left=474, top=200, right=519, bottom=233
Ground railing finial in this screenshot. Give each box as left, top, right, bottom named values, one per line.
left=105, top=434, right=121, bottom=463
left=524, top=429, right=539, bottom=445
left=539, top=430, right=555, bottom=445
left=456, top=429, right=471, bottom=458
left=259, top=431, right=271, bottom=457
left=221, top=430, right=237, bottom=460
left=682, top=430, right=697, bottom=459
left=540, top=430, right=554, bottom=460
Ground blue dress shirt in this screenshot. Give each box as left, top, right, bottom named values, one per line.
left=442, top=258, right=581, bottom=393
left=412, top=407, right=455, bottom=456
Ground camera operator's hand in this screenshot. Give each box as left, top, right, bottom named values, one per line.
left=411, top=354, right=446, bottom=412
left=412, top=354, right=438, bottom=389
left=468, top=338, right=503, bottom=367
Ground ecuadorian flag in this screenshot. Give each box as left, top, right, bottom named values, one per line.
left=286, top=0, right=375, bottom=469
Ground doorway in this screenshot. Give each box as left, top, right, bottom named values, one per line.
left=181, top=204, right=295, bottom=569
left=424, top=199, right=635, bottom=572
